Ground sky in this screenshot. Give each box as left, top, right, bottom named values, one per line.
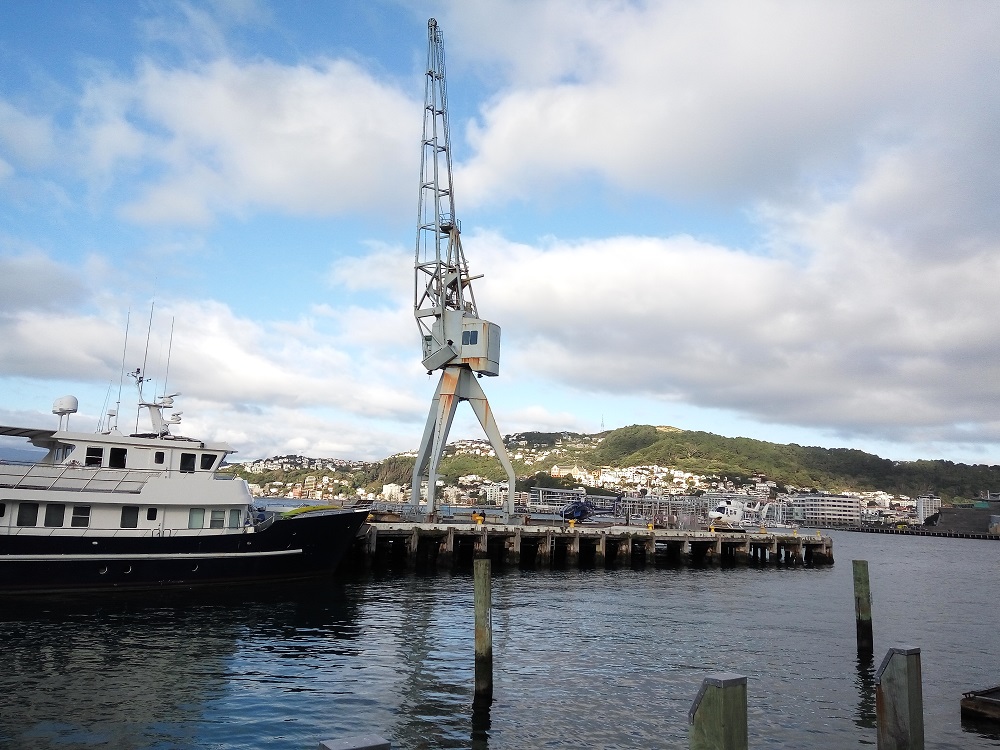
left=2, top=0, right=1000, bottom=466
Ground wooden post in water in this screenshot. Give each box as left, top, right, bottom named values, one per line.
left=853, top=560, right=874, bottom=653
left=689, top=673, right=748, bottom=750
left=875, top=647, right=924, bottom=750
left=473, top=555, right=493, bottom=705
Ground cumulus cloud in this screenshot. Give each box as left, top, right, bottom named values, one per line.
left=450, top=1, right=1000, bottom=208
left=70, top=57, right=420, bottom=225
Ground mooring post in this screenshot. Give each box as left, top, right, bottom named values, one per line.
left=473, top=555, right=493, bottom=705
left=853, top=559, right=874, bottom=653
left=875, top=647, right=924, bottom=750
left=689, top=673, right=748, bottom=750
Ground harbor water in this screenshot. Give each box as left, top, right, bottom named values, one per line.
left=1, top=530, right=998, bottom=749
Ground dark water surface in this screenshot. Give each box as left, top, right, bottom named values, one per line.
left=1, top=530, right=998, bottom=749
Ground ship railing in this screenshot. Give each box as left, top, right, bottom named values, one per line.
left=0, top=460, right=163, bottom=494
left=1, top=524, right=255, bottom=538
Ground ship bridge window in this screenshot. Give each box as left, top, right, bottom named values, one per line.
left=109, top=448, right=127, bottom=469
left=210, top=510, right=225, bottom=529
left=0, top=503, right=5, bottom=518
left=146, top=508, right=157, bottom=521
left=120, top=506, right=139, bottom=528
left=180, top=453, right=196, bottom=473
left=228, top=508, right=243, bottom=528
left=200, top=454, right=217, bottom=471
left=154, top=451, right=165, bottom=465
left=16, top=503, right=39, bottom=527
left=44, top=503, right=66, bottom=528
left=85, top=447, right=103, bottom=467
left=71, top=506, right=91, bottom=528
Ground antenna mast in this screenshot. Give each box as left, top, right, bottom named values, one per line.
left=410, top=18, right=517, bottom=517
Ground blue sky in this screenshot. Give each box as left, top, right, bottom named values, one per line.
left=3, top=0, right=1000, bottom=466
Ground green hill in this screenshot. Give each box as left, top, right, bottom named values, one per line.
left=587, top=425, right=1000, bottom=501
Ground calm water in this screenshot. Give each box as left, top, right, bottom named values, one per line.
left=1, top=530, right=998, bottom=749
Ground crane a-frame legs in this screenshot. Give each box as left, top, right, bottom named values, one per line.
left=410, top=365, right=516, bottom=518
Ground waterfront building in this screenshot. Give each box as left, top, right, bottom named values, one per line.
left=788, top=493, right=862, bottom=526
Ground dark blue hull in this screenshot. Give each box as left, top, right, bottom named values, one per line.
left=0, top=509, right=369, bottom=594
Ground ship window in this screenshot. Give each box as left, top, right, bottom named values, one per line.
left=44, top=503, right=66, bottom=528
left=209, top=510, right=225, bottom=529
left=228, top=508, right=242, bottom=528
left=180, top=453, right=196, bottom=473
left=154, top=451, right=165, bottom=465
left=0, top=503, right=5, bottom=518
left=120, top=506, right=139, bottom=528
left=146, top=508, right=157, bottom=521
left=16, top=503, right=39, bottom=527
left=85, top=447, right=103, bottom=467
left=71, top=506, right=91, bottom=528
left=109, top=447, right=127, bottom=469
left=200, top=454, right=217, bottom=470
left=188, top=508, right=205, bottom=529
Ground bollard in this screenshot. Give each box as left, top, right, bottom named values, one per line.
left=689, top=673, right=748, bottom=750
left=875, top=647, right=924, bottom=750
left=853, top=560, right=874, bottom=653
left=318, top=735, right=390, bottom=750
left=473, top=555, right=493, bottom=705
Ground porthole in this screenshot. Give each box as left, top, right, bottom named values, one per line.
left=98, top=566, right=108, bottom=575
left=191, top=564, right=199, bottom=572
left=124, top=566, right=132, bottom=574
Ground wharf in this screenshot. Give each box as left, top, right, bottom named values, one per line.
left=347, top=521, right=834, bottom=571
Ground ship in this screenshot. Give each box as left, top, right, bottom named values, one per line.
left=0, top=393, right=368, bottom=594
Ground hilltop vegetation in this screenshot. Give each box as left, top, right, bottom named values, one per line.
left=224, top=425, right=1000, bottom=501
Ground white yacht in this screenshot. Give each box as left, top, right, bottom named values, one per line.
left=0, top=394, right=368, bottom=594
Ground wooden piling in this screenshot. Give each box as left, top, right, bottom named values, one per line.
left=875, top=647, right=924, bottom=750
left=595, top=533, right=606, bottom=568
left=438, top=526, right=455, bottom=570
left=505, top=529, right=521, bottom=567
left=567, top=530, right=581, bottom=567
left=473, top=556, right=493, bottom=705
left=853, top=560, right=874, bottom=654
left=689, top=673, right=748, bottom=750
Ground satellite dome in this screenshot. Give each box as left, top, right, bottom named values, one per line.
left=52, top=395, right=79, bottom=416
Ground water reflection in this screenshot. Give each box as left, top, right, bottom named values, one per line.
left=0, top=579, right=362, bottom=749
left=854, top=650, right=876, bottom=730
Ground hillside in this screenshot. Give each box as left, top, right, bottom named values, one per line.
left=585, top=425, right=1000, bottom=500
left=224, top=425, right=1000, bottom=502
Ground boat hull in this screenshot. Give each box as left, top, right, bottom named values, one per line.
left=0, top=508, right=369, bottom=594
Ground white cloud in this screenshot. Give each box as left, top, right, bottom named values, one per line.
left=69, top=56, right=420, bottom=225
left=450, top=1, right=1000, bottom=207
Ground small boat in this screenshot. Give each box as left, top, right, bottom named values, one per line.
left=962, top=685, right=1000, bottom=722
left=0, top=393, right=368, bottom=594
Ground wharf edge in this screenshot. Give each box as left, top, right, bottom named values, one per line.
left=345, top=522, right=834, bottom=571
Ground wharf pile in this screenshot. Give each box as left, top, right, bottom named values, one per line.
left=347, top=519, right=834, bottom=572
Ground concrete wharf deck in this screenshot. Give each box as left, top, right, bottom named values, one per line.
left=348, top=522, right=834, bottom=571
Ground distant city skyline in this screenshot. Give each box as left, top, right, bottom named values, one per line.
left=2, top=1, right=1000, bottom=465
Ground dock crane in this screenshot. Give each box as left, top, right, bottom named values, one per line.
left=410, top=18, right=517, bottom=517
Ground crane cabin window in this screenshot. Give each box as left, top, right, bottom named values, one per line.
left=462, top=330, right=479, bottom=346
left=85, top=447, right=103, bottom=467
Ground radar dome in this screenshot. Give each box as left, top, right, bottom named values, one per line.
left=52, top=395, right=79, bottom=416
